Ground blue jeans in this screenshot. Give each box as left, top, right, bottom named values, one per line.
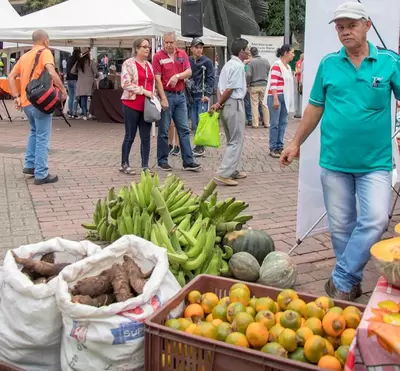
left=121, top=105, right=152, bottom=168
left=80, top=96, right=88, bottom=116
left=67, top=80, right=78, bottom=115
left=23, top=105, right=52, bottom=180
left=157, top=91, right=193, bottom=166
left=190, top=98, right=208, bottom=134
left=321, top=168, right=391, bottom=293
left=268, top=94, right=288, bottom=151
left=244, top=92, right=263, bottom=121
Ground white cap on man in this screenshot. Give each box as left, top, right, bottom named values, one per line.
left=329, top=2, right=369, bottom=24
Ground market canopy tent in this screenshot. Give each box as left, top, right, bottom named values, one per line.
left=0, top=0, right=227, bottom=47
left=0, top=0, right=20, bottom=24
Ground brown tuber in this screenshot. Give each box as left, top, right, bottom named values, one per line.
left=109, top=263, right=133, bottom=302
left=41, top=252, right=55, bottom=264
left=12, top=251, right=69, bottom=277
left=72, top=294, right=115, bottom=307
left=71, top=274, right=112, bottom=297
left=122, top=255, right=152, bottom=295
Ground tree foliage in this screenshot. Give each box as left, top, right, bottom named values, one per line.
left=25, top=0, right=65, bottom=14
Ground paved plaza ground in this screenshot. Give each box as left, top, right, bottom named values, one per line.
left=1, top=101, right=398, bottom=304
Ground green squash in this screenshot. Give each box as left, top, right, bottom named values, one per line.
left=229, top=252, right=260, bottom=282
left=223, top=228, right=275, bottom=265
left=258, top=251, right=297, bottom=289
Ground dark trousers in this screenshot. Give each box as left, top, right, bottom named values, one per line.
left=121, top=104, right=152, bottom=168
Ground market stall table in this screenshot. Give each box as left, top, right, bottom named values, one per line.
left=90, top=89, right=123, bottom=123
left=345, top=277, right=400, bottom=371
left=0, top=78, right=19, bottom=122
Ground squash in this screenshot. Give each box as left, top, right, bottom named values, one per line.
left=229, top=252, right=260, bottom=282
left=258, top=251, right=297, bottom=289
left=370, top=238, right=400, bottom=285
left=223, top=228, right=275, bottom=265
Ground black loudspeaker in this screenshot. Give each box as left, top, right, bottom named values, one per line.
left=181, top=0, right=203, bottom=38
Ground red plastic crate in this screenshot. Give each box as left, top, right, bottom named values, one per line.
left=0, top=362, right=25, bottom=371
left=145, top=274, right=365, bottom=371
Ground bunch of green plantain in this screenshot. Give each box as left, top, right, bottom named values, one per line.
left=81, top=171, right=253, bottom=285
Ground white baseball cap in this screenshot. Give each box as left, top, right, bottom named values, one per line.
left=329, top=2, right=368, bottom=24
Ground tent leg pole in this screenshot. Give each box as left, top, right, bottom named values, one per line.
left=389, top=184, right=400, bottom=221
left=289, top=211, right=327, bottom=256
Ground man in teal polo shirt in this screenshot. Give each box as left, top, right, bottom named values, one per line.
left=281, top=2, right=400, bottom=300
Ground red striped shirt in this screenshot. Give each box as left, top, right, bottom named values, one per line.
left=268, top=64, right=284, bottom=95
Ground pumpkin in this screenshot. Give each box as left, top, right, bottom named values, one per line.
left=229, top=252, right=260, bottom=282
left=258, top=251, right=297, bottom=289
left=370, top=238, right=400, bottom=285
left=223, top=228, right=275, bottom=265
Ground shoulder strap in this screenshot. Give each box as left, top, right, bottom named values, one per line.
left=29, top=49, right=45, bottom=82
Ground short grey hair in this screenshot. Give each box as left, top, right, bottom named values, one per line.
left=163, top=31, right=177, bottom=40
left=32, top=29, right=48, bottom=43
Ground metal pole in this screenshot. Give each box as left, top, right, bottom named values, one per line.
left=284, top=0, right=290, bottom=44
left=176, top=0, right=179, bottom=14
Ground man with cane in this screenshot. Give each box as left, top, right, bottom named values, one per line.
left=187, top=38, right=215, bottom=157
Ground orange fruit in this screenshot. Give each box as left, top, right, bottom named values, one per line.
left=211, top=319, right=223, bottom=327
left=340, top=328, right=356, bottom=346
left=185, top=323, right=197, bottom=334
left=218, top=296, right=230, bottom=308
left=322, top=312, right=346, bottom=337
left=184, top=303, right=205, bottom=322
left=269, top=324, right=284, bottom=342
left=318, top=355, right=342, bottom=370
left=193, top=321, right=217, bottom=339
left=206, top=313, right=213, bottom=322
left=165, top=318, right=181, bottom=331
left=275, top=311, right=284, bottom=324
left=255, top=310, right=276, bottom=330
left=245, top=322, right=269, bottom=348
left=324, top=339, right=335, bottom=356
left=328, top=306, right=344, bottom=315
left=315, top=296, right=335, bottom=311
left=304, top=317, right=323, bottom=336
left=187, top=290, right=202, bottom=304
left=255, top=297, right=277, bottom=313
left=343, top=306, right=362, bottom=318
left=246, top=306, right=256, bottom=318
left=229, top=288, right=250, bottom=307
left=248, top=296, right=257, bottom=310
left=304, top=335, right=328, bottom=364
left=280, top=310, right=302, bottom=331
left=278, top=328, right=298, bottom=352
left=277, top=289, right=299, bottom=311
left=231, top=312, right=254, bottom=333
left=225, top=332, right=250, bottom=348
left=212, top=305, right=228, bottom=322
left=306, top=302, right=325, bottom=320
left=200, top=292, right=219, bottom=314
left=296, top=327, right=314, bottom=346
left=226, top=302, right=246, bottom=323
left=177, top=318, right=192, bottom=331
left=261, top=342, right=288, bottom=358
left=288, top=299, right=308, bottom=317
left=324, top=335, right=340, bottom=350
left=215, top=322, right=232, bottom=341
left=343, top=311, right=361, bottom=329
left=301, top=317, right=306, bottom=327
left=335, top=345, right=349, bottom=366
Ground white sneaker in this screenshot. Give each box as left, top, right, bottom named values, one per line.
left=83, top=116, right=87, bottom=121
left=88, top=114, right=93, bottom=120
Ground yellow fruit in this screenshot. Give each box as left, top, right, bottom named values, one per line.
left=278, top=328, right=298, bottom=352
left=378, top=300, right=399, bottom=313
left=206, top=313, right=213, bottom=322
left=287, top=298, right=308, bottom=317
left=187, top=290, right=202, bottom=304
left=304, top=335, right=328, bottom=364
left=322, top=312, right=346, bottom=337
left=306, top=302, right=325, bottom=320
left=328, top=306, right=344, bottom=315
left=231, top=312, right=254, bottom=333
left=296, top=327, right=314, bottom=346
left=249, top=297, right=257, bottom=309
left=165, top=318, right=181, bottom=331
left=201, top=292, right=219, bottom=314
left=212, top=305, right=228, bottom=322
left=324, top=335, right=340, bottom=350
left=261, top=342, right=288, bottom=358
left=245, top=322, right=269, bottom=348
left=280, top=310, right=302, bottom=331
left=226, top=302, right=246, bottom=323
left=218, top=296, right=230, bottom=308
left=304, top=317, right=323, bottom=336
left=277, top=289, right=299, bottom=311
left=216, top=322, right=232, bottom=341
left=315, top=296, right=335, bottom=311
left=185, top=323, right=197, bottom=334
left=229, top=283, right=251, bottom=296
left=225, top=332, right=250, bottom=348
left=343, top=311, right=361, bottom=329
left=340, top=328, right=356, bottom=346
left=161, top=354, right=171, bottom=367
left=246, top=306, right=256, bottom=318
left=255, top=310, right=276, bottom=330
left=193, top=321, right=217, bottom=339
left=343, top=306, right=362, bottom=318
left=184, top=303, right=204, bottom=321
left=177, top=318, right=192, bottom=331
left=269, top=325, right=284, bottom=342
left=211, top=319, right=223, bottom=327
left=275, top=311, right=283, bottom=323
left=255, top=297, right=277, bottom=313
left=229, top=288, right=250, bottom=307
left=324, top=339, right=335, bottom=356
left=318, top=355, right=342, bottom=370
left=335, top=345, right=349, bottom=366
left=289, top=347, right=308, bottom=363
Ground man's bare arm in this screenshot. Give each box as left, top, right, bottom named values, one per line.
left=155, top=75, right=166, bottom=99
left=8, top=68, right=20, bottom=98
left=179, top=68, right=192, bottom=80
left=45, top=64, right=66, bottom=95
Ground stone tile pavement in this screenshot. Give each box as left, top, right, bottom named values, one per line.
left=1, top=101, right=399, bottom=304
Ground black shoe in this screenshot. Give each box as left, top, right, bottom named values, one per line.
left=23, top=168, right=34, bottom=176
left=269, top=150, right=281, bottom=158
left=325, top=278, right=358, bottom=301
left=158, top=163, right=172, bottom=171
left=193, top=146, right=205, bottom=157
left=183, top=163, right=202, bottom=171
left=171, top=146, right=181, bottom=156
left=168, top=144, right=173, bottom=155
left=34, top=174, right=59, bottom=185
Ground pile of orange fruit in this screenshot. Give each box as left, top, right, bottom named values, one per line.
left=165, top=283, right=363, bottom=370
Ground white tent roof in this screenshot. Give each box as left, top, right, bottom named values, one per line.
left=0, top=0, right=20, bottom=25
left=0, top=0, right=227, bottom=47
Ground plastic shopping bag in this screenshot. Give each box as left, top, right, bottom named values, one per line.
left=57, top=235, right=183, bottom=371
left=194, top=112, right=220, bottom=148
left=0, top=238, right=101, bottom=371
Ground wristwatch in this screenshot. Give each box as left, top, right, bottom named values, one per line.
left=176, top=74, right=181, bottom=80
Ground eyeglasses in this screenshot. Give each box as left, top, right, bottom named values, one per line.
left=139, top=45, right=151, bottom=49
